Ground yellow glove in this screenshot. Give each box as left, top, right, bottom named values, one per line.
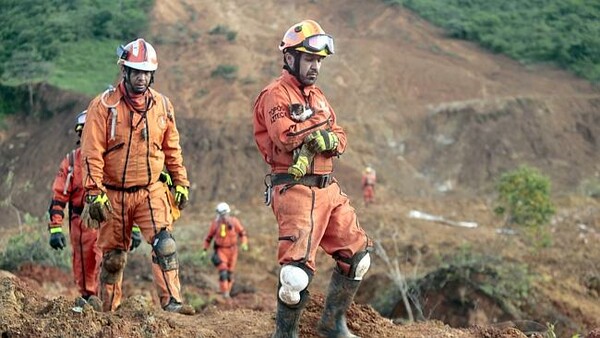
left=241, top=243, right=248, bottom=252
left=199, top=249, right=208, bottom=262
left=159, top=171, right=173, bottom=187
left=174, top=185, right=189, bottom=209
left=82, top=192, right=112, bottom=228
left=305, top=130, right=338, bottom=153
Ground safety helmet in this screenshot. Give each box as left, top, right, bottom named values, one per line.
left=215, top=202, right=231, bottom=215
left=117, top=38, right=158, bottom=71
left=279, top=19, right=334, bottom=57
left=75, top=110, right=87, bottom=133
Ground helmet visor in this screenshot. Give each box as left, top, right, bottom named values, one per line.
left=302, top=34, right=334, bottom=55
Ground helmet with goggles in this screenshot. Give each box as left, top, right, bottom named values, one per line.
left=279, top=20, right=334, bottom=57
left=117, top=38, right=158, bottom=71
left=75, top=110, right=87, bottom=133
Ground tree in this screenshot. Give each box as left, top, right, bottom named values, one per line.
left=1, top=47, right=52, bottom=115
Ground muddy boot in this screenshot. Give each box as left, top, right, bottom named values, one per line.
left=86, top=295, right=103, bottom=312
left=317, top=270, right=361, bottom=338
left=272, top=300, right=305, bottom=338
left=163, top=298, right=195, bottom=315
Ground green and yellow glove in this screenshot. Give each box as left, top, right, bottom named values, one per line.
left=174, top=185, right=189, bottom=210
left=82, top=192, right=112, bottom=228
left=159, top=171, right=173, bottom=187
left=130, top=225, right=142, bottom=251
left=49, top=227, right=67, bottom=250
left=241, top=243, right=249, bottom=252
left=305, top=129, right=338, bottom=153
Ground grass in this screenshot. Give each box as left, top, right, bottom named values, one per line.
left=49, top=40, right=121, bottom=96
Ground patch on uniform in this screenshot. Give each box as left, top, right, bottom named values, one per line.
left=268, top=105, right=287, bottom=124
left=157, top=114, right=167, bottom=129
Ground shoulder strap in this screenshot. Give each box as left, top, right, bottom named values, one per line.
left=161, top=94, right=174, bottom=121
left=63, top=150, right=75, bottom=195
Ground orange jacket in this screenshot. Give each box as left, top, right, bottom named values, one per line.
left=362, top=172, right=376, bottom=188
left=253, top=70, right=347, bottom=174
left=81, top=85, right=189, bottom=194
left=203, top=215, right=248, bottom=249
left=49, top=148, right=85, bottom=229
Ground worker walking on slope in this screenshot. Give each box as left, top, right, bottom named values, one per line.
left=80, top=38, right=193, bottom=315
left=361, top=165, right=376, bottom=207
left=48, top=110, right=100, bottom=310
left=201, top=202, right=249, bottom=298
left=253, top=19, right=373, bottom=338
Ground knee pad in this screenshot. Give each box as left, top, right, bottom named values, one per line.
left=338, top=250, right=371, bottom=281
left=152, top=229, right=178, bottom=271
left=219, top=270, right=229, bottom=281
left=278, top=264, right=312, bottom=306
left=101, top=249, right=127, bottom=284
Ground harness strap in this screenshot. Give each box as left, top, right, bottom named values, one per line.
left=271, top=173, right=332, bottom=189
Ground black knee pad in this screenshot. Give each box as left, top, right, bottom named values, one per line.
left=152, top=228, right=178, bottom=271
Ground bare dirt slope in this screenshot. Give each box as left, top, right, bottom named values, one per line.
left=0, top=0, right=600, bottom=337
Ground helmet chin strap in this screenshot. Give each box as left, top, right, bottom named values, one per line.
left=284, top=50, right=303, bottom=83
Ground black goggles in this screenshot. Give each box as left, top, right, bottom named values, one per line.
left=299, top=34, right=335, bottom=55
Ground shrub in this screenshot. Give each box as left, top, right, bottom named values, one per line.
left=494, top=165, right=555, bottom=247
left=0, top=231, right=70, bottom=272
left=210, top=64, right=238, bottom=80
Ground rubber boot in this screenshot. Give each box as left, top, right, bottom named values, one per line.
left=271, top=300, right=304, bottom=338
left=317, top=269, right=361, bottom=338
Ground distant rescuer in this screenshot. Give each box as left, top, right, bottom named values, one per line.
left=80, top=38, right=193, bottom=315
left=200, top=202, right=249, bottom=298
left=252, top=20, right=373, bottom=337
left=47, top=110, right=102, bottom=310
left=361, top=165, right=376, bottom=207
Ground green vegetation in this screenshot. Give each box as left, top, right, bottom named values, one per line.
left=494, top=165, right=556, bottom=247
left=0, top=0, right=154, bottom=97
left=0, top=231, right=70, bottom=272
left=211, top=64, right=238, bottom=80
left=385, top=0, right=600, bottom=82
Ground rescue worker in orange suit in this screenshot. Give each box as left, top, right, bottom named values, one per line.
left=200, top=202, right=249, bottom=298
left=252, top=20, right=373, bottom=338
left=48, top=110, right=101, bottom=310
left=361, top=166, right=376, bottom=207
left=80, top=38, right=194, bottom=315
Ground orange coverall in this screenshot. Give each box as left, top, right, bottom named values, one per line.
left=203, top=215, right=248, bottom=295
left=253, top=69, right=371, bottom=275
left=361, top=170, right=376, bottom=206
left=49, top=148, right=101, bottom=298
left=81, top=84, right=189, bottom=311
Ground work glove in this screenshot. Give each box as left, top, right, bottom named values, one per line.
left=288, top=145, right=313, bottom=180
left=130, top=225, right=142, bottom=251
left=49, top=227, right=67, bottom=250
left=241, top=243, right=249, bottom=252
left=199, top=249, right=208, bottom=262
left=305, top=129, right=339, bottom=153
left=174, top=185, right=189, bottom=210
left=159, top=171, right=173, bottom=187
left=82, top=192, right=112, bottom=229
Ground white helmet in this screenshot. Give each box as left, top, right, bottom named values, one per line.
left=216, top=202, right=230, bottom=215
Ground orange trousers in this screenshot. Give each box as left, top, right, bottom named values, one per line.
left=69, top=215, right=101, bottom=297
left=98, top=181, right=182, bottom=311
left=214, top=246, right=239, bottom=294
left=271, top=179, right=370, bottom=274
left=363, top=185, right=375, bottom=205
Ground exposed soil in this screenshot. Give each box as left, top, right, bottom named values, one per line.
left=1, top=0, right=600, bottom=337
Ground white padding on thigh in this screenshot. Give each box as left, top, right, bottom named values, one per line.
left=278, top=265, right=309, bottom=305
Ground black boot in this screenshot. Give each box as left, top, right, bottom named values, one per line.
left=317, top=269, right=361, bottom=338
left=272, top=300, right=305, bottom=338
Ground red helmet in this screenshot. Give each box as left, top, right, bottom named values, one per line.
left=279, top=20, right=334, bottom=57
left=117, top=38, right=158, bottom=71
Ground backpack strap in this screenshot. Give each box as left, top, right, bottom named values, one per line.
left=161, top=94, right=174, bottom=121
left=63, top=150, right=75, bottom=195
